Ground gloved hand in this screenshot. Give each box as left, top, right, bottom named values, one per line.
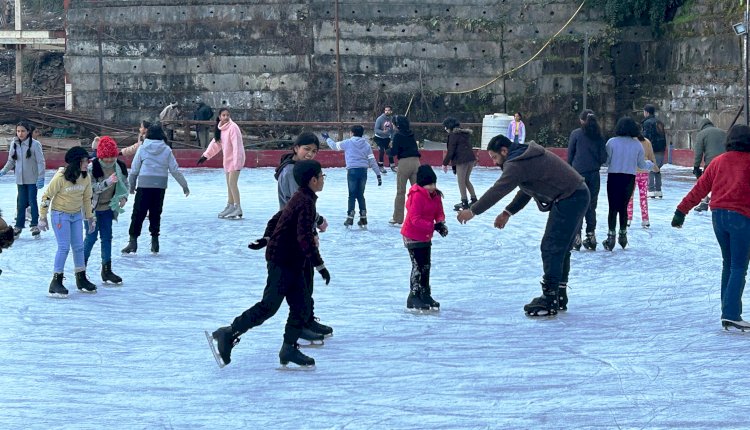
left=106, top=173, right=118, bottom=185
left=87, top=217, right=97, bottom=234
left=38, top=216, right=49, bottom=231
left=693, top=166, right=703, bottom=179
left=36, top=177, right=44, bottom=189
left=197, top=156, right=207, bottom=165
left=434, top=221, right=449, bottom=237
left=671, top=210, right=686, bottom=228
left=377, top=176, right=382, bottom=186
left=317, top=267, right=331, bottom=285
left=248, top=237, right=268, bottom=250
left=321, top=132, right=330, bottom=140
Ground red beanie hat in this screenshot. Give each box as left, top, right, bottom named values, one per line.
left=97, top=136, right=119, bottom=159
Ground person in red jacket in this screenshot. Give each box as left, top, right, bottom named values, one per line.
left=401, top=165, right=448, bottom=310
left=672, top=125, right=750, bottom=331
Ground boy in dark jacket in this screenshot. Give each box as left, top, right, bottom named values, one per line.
left=207, top=160, right=330, bottom=368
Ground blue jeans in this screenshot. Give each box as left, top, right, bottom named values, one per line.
left=712, top=209, right=750, bottom=321
left=51, top=210, right=85, bottom=273
left=347, top=168, right=368, bottom=214
left=648, top=151, right=665, bottom=192
left=84, top=209, right=114, bottom=265
left=15, top=184, right=39, bottom=228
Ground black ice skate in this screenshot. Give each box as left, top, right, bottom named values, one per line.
left=582, top=233, right=597, bottom=250
left=571, top=233, right=582, bottom=251
left=524, top=283, right=559, bottom=316
left=421, top=285, right=440, bottom=310
left=31, top=226, right=40, bottom=239
left=453, top=199, right=470, bottom=212
left=602, top=230, right=616, bottom=251
left=122, top=236, right=137, bottom=254
left=618, top=229, right=628, bottom=249
left=299, top=327, right=325, bottom=346
left=721, top=319, right=750, bottom=332
left=344, top=211, right=354, bottom=228
left=694, top=201, right=709, bottom=212
left=48, top=273, right=68, bottom=298
left=75, top=271, right=97, bottom=293
left=101, top=262, right=123, bottom=285
left=407, top=291, right=431, bottom=311
left=307, top=318, right=333, bottom=337
left=378, top=163, right=387, bottom=174
left=279, top=342, right=315, bottom=368
left=357, top=210, right=368, bottom=229
left=558, top=283, right=568, bottom=311
left=206, top=326, right=240, bottom=368
left=151, top=236, right=159, bottom=254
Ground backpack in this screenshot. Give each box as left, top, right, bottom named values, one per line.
left=652, top=120, right=667, bottom=152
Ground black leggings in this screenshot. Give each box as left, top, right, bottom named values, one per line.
left=606, top=173, right=635, bottom=232
left=407, top=245, right=431, bottom=293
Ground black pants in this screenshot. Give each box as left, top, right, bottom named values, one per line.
left=128, top=188, right=165, bottom=238
left=541, top=186, right=589, bottom=287
left=606, top=173, right=636, bottom=232
left=407, top=244, right=431, bottom=293
left=303, top=259, right=317, bottom=325
left=374, top=136, right=394, bottom=165
left=577, top=170, right=600, bottom=235
left=231, top=262, right=311, bottom=345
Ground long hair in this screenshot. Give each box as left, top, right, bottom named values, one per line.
left=614, top=116, right=640, bottom=138
left=442, top=117, right=460, bottom=131
left=63, top=160, right=87, bottom=184
left=214, top=108, right=230, bottom=141
left=13, top=121, right=35, bottom=161
left=580, top=110, right=603, bottom=140
left=394, top=115, right=411, bottom=133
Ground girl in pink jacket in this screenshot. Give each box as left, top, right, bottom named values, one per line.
left=401, top=165, right=448, bottom=311
left=197, top=108, right=246, bottom=219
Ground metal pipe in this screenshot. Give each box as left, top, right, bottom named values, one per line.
left=97, top=22, right=105, bottom=134
left=583, top=32, right=589, bottom=112
left=334, top=0, right=342, bottom=137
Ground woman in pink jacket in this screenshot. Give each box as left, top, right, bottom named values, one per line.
left=401, top=165, right=448, bottom=311
left=197, top=108, right=246, bottom=219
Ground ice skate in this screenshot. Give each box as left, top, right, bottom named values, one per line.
left=582, top=233, right=597, bottom=251
left=122, top=236, right=137, bottom=254
left=453, top=199, right=470, bottom=212
left=618, top=229, right=628, bottom=249
left=694, top=201, right=709, bottom=212
left=357, top=210, right=368, bottom=229
left=407, top=290, right=431, bottom=311
left=388, top=218, right=401, bottom=226
left=75, top=271, right=97, bottom=294
left=279, top=342, right=315, bottom=368
left=558, top=283, right=568, bottom=311
left=656, top=191, right=663, bottom=199
left=307, top=318, right=333, bottom=337
left=223, top=204, right=243, bottom=220
left=151, top=236, right=159, bottom=254
left=299, top=327, right=325, bottom=346
left=378, top=163, right=387, bottom=174
left=390, top=165, right=398, bottom=173
left=12, top=227, right=21, bottom=239
left=101, top=262, right=123, bottom=285
left=648, top=191, right=656, bottom=199
left=642, top=221, right=650, bottom=229
left=206, top=326, right=239, bottom=367
left=344, top=211, right=354, bottom=228
left=420, top=285, right=440, bottom=310
left=571, top=233, right=582, bottom=251
left=602, top=230, right=616, bottom=251
left=217, top=203, right=233, bottom=218
left=48, top=273, right=68, bottom=299
left=722, top=319, right=750, bottom=332
left=30, top=226, right=40, bottom=239
left=524, top=283, right=559, bottom=317
left=626, top=219, right=631, bottom=227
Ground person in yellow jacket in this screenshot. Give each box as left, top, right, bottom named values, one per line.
left=39, top=146, right=98, bottom=298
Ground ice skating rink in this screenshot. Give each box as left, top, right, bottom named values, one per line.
left=1, top=164, right=746, bottom=429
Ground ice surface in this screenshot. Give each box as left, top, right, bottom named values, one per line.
left=1, top=165, right=747, bottom=429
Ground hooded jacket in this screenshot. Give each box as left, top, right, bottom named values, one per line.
left=443, top=128, right=476, bottom=166
left=694, top=119, right=727, bottom=168
left=471, top=141, right=584, bottom=215
left=567, top=128, right=606, bottom=174
left=128, top=138, right=189, bottom=193
left=401, top=184, right=446, bottom=243
left=202, top=119, right=246, bottom=172
left=275, top=153, right=297, bottom=209
left=325, top=136, right=381, bottom=175
left=89, top=159, right=129, bottom=220
left=390, top=130, right=421, bottom=160
left=0, top=137, right=45, bottom=185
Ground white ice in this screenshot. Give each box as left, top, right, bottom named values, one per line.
left=0, top=164, right=746, bottom=429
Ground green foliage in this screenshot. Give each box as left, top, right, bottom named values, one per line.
left=23, top=0, right=63, bottom=14
left=589, top=0, right=685, bottom=29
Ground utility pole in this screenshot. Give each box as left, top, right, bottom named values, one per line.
left=583, top=33, right=590, bottom=112
left=14, top=0, right=22, bottom=101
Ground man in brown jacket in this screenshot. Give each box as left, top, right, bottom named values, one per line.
left=457, top=135, right=589, bottom=316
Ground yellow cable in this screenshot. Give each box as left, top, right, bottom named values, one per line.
left=446, top=0, right=588, bottom=95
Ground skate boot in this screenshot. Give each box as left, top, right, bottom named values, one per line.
left=656, top=191, right=663, bottom=199
left=694, top=201, right=709, bottom=212
left=378, top=163, right=387, bottom=174
left=48, top=273, right=68, bottom=298
left=279, top=342, right=315, bottom=367
left=721, top=319, right=750, bottom=331
left=217, top=203, right=233, bottom=218
left=307, top=317, right=333, bottom=337
left=648, top=191, right=656, bottom=199
left=357, top=210, right=368, bottom=229
left=224, top=204, right=243, bottom=219
left=75, top=271, right=97, bottom=294
left=210, top=326, right=240, bottom=366
left=420, top=285, right=440, bottom=310
left=470, top=196, right=478, bottom=206
left=407, top=289, right=430, bottom=311
left=571, top=233, right=582, bottom=251
left=30, top=226, right=40, bottom=239
left=524, top=282, right=559, bottom=316
left=122, top=236, right=137, bottom=254
left=602, top=230, right=616, bottom=251
left=642, top=221, right=650, bottom=229
left=390, top=165, right=398, bottom=173
left=627, top=219, right=631, bottom=227
left=453, top=199, right=470, bottom=212
left=618, top=229, right=628, bottom=249
left=151, top=236, right=159, bottom=254
left=299, top=327, right=325, bottom=345
left=344, top=210, right=354, bottom=227
left=101, top=261, right=123, bottom=284
left=12, top=227, right=21, bottom=239
left=558, top=283, right=568, bottom=311
left=582, top=232, right=597, bottom=250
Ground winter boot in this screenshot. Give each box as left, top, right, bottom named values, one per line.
left=122, top=236, right=138, bottom=254
left=378, top=162, right=387, bottom=174
left=307, top=317, right=333, bottom=336
left=524, top=282, right=559, bottom=316
left=224, top=204, right=243, bottom=219
left=75, top=271, right=97, bottom=293
left=48, top=273, right=68, bottom=298
left=571, top=233, right=582, bottom=251
left=344, top=210, right=354, bottom=227
left=217, top=203, right=233, bottom=218
left=618, top=229, right=628, bottom=249
left=453, top=199, right=470, bottom=212
left=151, top=236, right=159, bottom=254
left=558, top=283, right=568, bottom=311
left=582, top=232, right=597, bottom=250
left=101, top=261, right=123, bottom=284
left=420, top=285, right=440, bottom=310
left=299, top=327, right=325, bottom=344
left=357, top=210, right=368, bottom=228
left=30, top=226, right=40, bottom=239
left=211, top=326, right=240, bottom=366
left=602, top=230, right=616, bottom=251
left=407, top=289, right=431, bottom=310
left=279, top=342, right=315, bottom=367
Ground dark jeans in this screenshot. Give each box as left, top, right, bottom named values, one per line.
left=541, top=186, right=589, bottom=287
left=347, top=168, right=368, bottom=214
left=128, top=188, right=165, bottom=238
left=374, top=136, right=394, bottom=165
left=231, top=262, right=311, bottom=345
left=712, top=209, right=750, bottom=321
left=648, top=151, right=665, bottom=192
left=606, top=173, right=635, bottom=231
left=84, top=208, right=114, bottom=265
left=577, top=170, right=600, bottom=235
left=15, top=184, right=39, bottom=228
left=407, top=245, right=431, bottom=293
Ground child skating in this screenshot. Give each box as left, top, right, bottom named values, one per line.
left=0, top=210, right=16, bottom=276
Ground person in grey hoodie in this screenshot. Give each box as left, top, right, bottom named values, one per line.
left=121, top=124, right=189, bottom=254
left=693, top=118, right=727, bottom=212
left=0, top=121, right=46, bottom=238
left=323, top=125, right=382, bottom=227
left=373, top=105, right=396, bottom=172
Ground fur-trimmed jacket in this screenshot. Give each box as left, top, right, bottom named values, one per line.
left=443, top=128, right=476, bottom=166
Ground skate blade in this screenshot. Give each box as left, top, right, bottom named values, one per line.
left=276, top=364, right=316, bottom=371
left=405, top=307, right=438, bottom=315
left=48, top=293, right=69, bottom=299
left=298, top=340, right=324, bottom=348
left=524, top=310, right=558, bottom=317
left=101, top=281, right=123, bottom=287
left=77, top=289, right=98, bottom=294
left=204, top=330, right=226, bottom=368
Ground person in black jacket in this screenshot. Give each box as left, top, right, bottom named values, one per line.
left=567, top=110, right=607, bottom=250
left=207, top=160, right=330, bottom=369
left=442, top=117, right=478, bottom=211
left=389, top=116, right=422, bottom=225
left=642, top=104, right=666, bottom=198
left=193, top=99, right=214, bottom=148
